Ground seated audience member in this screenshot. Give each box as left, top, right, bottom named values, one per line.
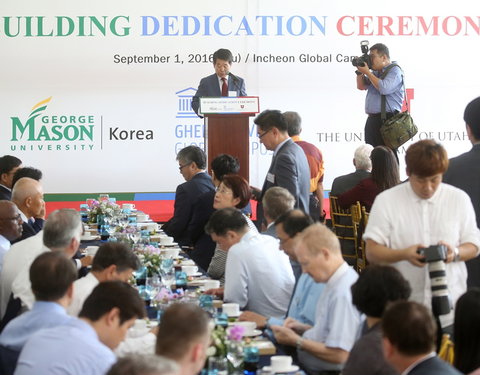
left=342, top=265, right=412, bottom=375
left=331, top=144, right=373, bottom=195
left=0, top=232, right=43, bottom=319
left=240, top=210, right=324, bottom=331
left=156, top=303, right=210, bottom=375
left=107, top=354, right=178, bottom=375
left=382, top=301, right=462, bottom=375
left=261, top=187, right=295, bottom=238
left=338, top=145, right=399, bottom=211
left=205, top=208, right=294, bottom=317
left=284, top=111, right=325, bottom=222
left=189, top=154, right=241, bottom=269
left=0, top=156, right=22, bottom=201
left=162, top=146, right=215, bottom=268
left=0, top=201, right=23, bottom=274
left=11, top=167, right=42, bottom=189
left=0, top=252, right=76, bottom=374
left=15, top=281, right=146, bottom=375
left=207, top=174, right=257, bottom=283
left=271, top=223, right=361, bottom=374
left=364, top=140, right=480, bottom=332
left=67, top=242, right=140, bottom=316
left=10, top=177, right=45, bottom=243
left=10, top=209, right=83, bottom=312
left=454, top=288, right=480, bottom=374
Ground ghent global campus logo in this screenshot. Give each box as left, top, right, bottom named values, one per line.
left=9, top=97, right=96, bottom=152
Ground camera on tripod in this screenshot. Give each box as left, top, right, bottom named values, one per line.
left=351, top=40, right=372, bottom=68
left=417, top=244, right=452, bottom=316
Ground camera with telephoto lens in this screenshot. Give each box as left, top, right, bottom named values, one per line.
left=351, top=40, right=372, bottom=68
left=417, top=244, right=452, bottom=316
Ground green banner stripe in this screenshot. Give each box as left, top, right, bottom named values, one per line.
left=44, top=193, right=136, bottom=202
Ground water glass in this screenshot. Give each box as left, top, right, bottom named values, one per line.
left=243, top=346, right=259, bottom=375
left=208, top=356, right=228, bottom=375
left=161, top=258, right=174, bottom=274
left=161, top=270, right=175, bottom=290
left=175, top=271, right=187, bottom=288
left=146, top=275, right=162, bottom=300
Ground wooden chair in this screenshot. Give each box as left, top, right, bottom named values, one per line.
left=329, top=194, right=357, bottom=268
left=355, top=205, right=370, bottom=272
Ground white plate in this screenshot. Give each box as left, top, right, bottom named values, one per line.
left=262, top=365, right=299, bottom=373
left=81, top=235, right=99, bottom=241
left=187, top=272, right=203, bottom=277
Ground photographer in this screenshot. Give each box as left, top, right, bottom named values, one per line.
left=363, top=139, right=480, bottom=333
left=355, top=42, right=404, bottom=149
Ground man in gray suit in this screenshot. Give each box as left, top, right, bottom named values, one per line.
left=331, top=144, right=373, bottom=196
left=443, top=96, right=480, bottom=288
left=254, top=110, right=310, bottom=229
left=191, top=48, right=247, bottom=116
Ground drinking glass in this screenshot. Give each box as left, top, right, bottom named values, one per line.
left=146, top=275, right=162, bottom=301
left=226, top=341, right=244, bottom=374
left=161, top=270, right=175, bottom=290
left=208, top=356, right=228, bottom=375
left=161, top=258, right=174, bottom=274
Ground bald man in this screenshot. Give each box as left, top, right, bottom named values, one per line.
left=0, top=201, right=23, bottom=273
left=271, top=223, right=361, bottom=374
left=11, top=177, right=45, bottom=243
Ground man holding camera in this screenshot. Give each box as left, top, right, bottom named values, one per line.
left=364, top=139, right=480, bottom=331
left=355, top=42, right=404, bottom=148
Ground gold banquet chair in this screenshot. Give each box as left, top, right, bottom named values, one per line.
left=329, top=194, right=357, bottom=269
left=352, top=203, right=369, bottom=272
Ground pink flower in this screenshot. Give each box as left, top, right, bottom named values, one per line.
left=228, top=325, right=245, bottom=341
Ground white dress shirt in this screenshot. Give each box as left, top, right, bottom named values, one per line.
left=224, top=230, right=295, bottom=317
left=364, top=182, right=480, bottom=326
left=0, top=231, right=44, bottom=317
left=0, top=234, right=11, bottom=276
left=67, top=272, right=99, bottom=316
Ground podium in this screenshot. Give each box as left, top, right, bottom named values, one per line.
left=200, top=97, right=259, bottom=182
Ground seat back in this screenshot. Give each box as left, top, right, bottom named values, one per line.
left=329, top=194, right=357, bottom=267
left=0, top=345, right=20, bottom=375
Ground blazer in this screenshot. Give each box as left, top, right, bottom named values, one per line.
left=0, top=186, right=11, bottom=201
left=408, top=355, right=462, bottom=375
left=191, top=73, right=247, bottom=115
left=162, top=172, right=215, bottom=248
left=443, top=143, right=480, bottom=287
left=257, top=139, right=310, bottom=226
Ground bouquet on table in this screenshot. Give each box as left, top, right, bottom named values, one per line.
left=88, top=199, right=122, bottom=223
left=134, top=244, right=163, bottom=276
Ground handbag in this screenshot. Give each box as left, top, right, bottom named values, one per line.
left=380, top=64, right=418, bottom=149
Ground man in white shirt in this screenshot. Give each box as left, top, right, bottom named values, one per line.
left=10, top=209, right=83, bottom=312
left=0, top=231, right=43, bottom=318
left=67, top=242, right=140, bottom=316
left=364, top=139, right=480, bottom=329
left=205, top=207, right=294, bottom=317
left=0, top=201, right=23, bottom=275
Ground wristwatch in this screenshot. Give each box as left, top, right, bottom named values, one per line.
left=453, top=247, right=461, bottom=262
left=296, top=337, right=304, bottom=351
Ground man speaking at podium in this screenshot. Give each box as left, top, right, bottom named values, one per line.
left=191, top=48, right=247, bottom=117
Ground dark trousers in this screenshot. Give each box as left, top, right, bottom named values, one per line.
left=365, top=112, right=399, bottom=162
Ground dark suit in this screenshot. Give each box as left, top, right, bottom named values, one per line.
left=162, top=172, right=215, bottom=251
left=331, top=169, right=371, bottom=196
left=407, top=355, right=461, bottom=375
left=0, top=186, right=11, bottom=201
left=443, top=143, right=480, bottom=287
left=257, top=139, right=310, bottom=226
left=191, top=73, right=247, bottom=115
left=11, top=218, right=44, bottom=245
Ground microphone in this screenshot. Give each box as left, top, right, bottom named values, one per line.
left=228, top=72, right=240, bottom=94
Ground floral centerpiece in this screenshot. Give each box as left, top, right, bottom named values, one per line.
left=87, top=199, right=122, bottom=223
left=134, top=244, right=163, bottom=276
left=207, top=324, right=245, bottom=358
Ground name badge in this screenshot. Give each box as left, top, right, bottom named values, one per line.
left=267, top=173, right=275, bottom=183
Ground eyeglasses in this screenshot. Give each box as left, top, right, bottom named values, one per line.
left=257, top=129, right=271, bottom=139
left=179, top=162, right=192, bottom=171
left=0, top=213, right=22, bottom=222
left=215, top=186, right=233, bottom=195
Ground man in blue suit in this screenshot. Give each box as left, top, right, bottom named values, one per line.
left=382, top=301, right=461, bottom=375
left=162, top=146, right=215, bottom=270
left=191, top=48, right=247, bottom=116
left=253, top=110, right=310, bottom=229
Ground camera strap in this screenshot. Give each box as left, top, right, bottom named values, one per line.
left=380, top=63, right=406, bottom=121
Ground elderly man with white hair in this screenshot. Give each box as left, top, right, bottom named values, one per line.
left=331, top=144, right=373, bottom=196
